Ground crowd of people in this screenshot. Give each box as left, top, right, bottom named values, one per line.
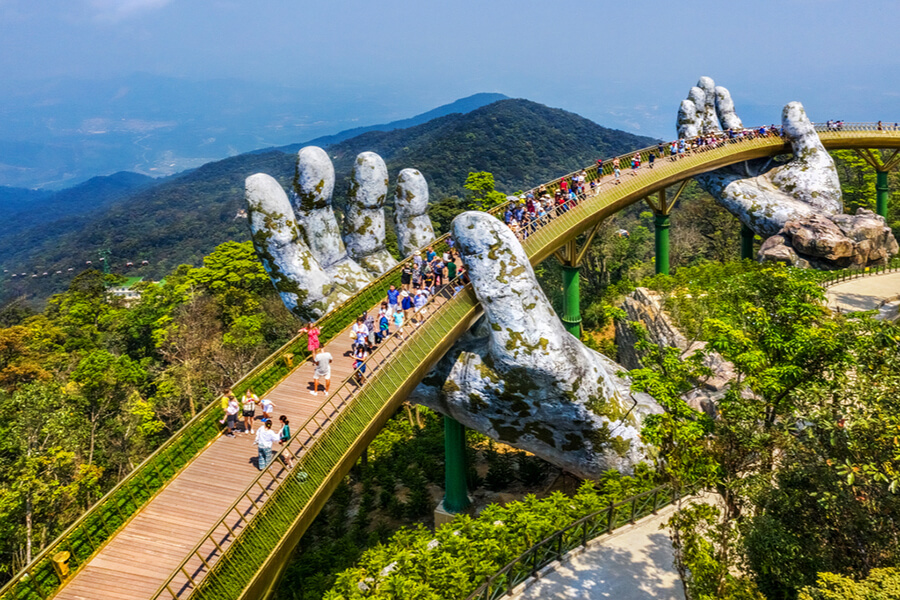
left=219, top=388, right=292, bottom=470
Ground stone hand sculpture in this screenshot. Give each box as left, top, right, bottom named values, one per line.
left=678, top=76, right=897, bottom=269
left=245, top=147, right=435, bottom=319
left=411, top=211, right=662, bottom=479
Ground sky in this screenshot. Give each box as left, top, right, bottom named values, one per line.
left=1, top=0, right=899, bottom=140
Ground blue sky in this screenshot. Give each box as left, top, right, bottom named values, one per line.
left=2, top=0, right=899, bottom=139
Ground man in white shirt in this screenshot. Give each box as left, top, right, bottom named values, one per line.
left=312, top=351, right=333, bottom=396
left=255, top=420, right=281, bottom=470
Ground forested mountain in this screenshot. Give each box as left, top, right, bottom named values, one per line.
left=0, top=172, right=156, bottom=229
left=0, top=99, right=657, bottom=304
left=276, top=92, right=509, bottom=152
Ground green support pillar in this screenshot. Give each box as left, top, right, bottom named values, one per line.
left=654, top=213, right=671, bottom=275
left=740, top=224, right=755, bottom=260
left=876, top=170, right=889, bottom=219
left=443, top=416, right=470, bottom=513
left=560, top=265, right=582, bottom=337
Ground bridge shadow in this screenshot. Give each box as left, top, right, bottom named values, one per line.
left=514, top=531, right=684, bottom=600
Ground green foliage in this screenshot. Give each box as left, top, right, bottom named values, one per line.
left=0, top=239, right=295, bottom=581
left=322, top=474, right=657, bottom=600
left=463, top=171, right=507, bottom=211
left=668, top=504, right=764, bottom=600
left=631, top=261, right=900, bottom=599
left=799, top=568, right=900, bottom=600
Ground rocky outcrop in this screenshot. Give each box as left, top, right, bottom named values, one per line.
left=615, top=288, right=734, bottom=417
left=677, top=77, right=898, bottom=269
left=758, top=209, right=898, bottom=269
left=246, top=147, right=430, bottom=320
left=411, top=211, right=662, bottom=479
left=394, top=168, right=436, bottom=256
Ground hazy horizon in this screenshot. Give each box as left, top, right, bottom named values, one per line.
left=2, top=0, right=899, bottom=188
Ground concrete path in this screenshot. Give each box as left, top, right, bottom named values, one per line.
left=826, top=271, right=900, bottom=319
left=508, top=502, right=685, bottom=600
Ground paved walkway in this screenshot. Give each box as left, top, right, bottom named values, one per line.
left=826, top=271, right=900, bottom=320
left=508, top=502, right=686, bottom=600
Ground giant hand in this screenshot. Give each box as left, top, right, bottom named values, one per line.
left=411, top=211, right=662, bottom=479
left=245, top=147, right=435, bottom=319
left=678, top=77, right=897, bottom=268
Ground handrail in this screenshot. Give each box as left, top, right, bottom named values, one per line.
left=820, top=259, right=900, bottom=289
left=9, top=122, right=900, bottom=600
left=465, top=484, right=698, bottom=600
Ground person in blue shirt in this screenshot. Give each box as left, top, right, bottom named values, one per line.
left=386, top=284, right=400, bottom=315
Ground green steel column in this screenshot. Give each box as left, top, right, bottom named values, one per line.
left=740, top=224, right=755, bottom=260
left=560, top=265, right=582, bottom=337
left=654, top=213, right=671, bottom=275
left=876, top=170, right=889, bottom=219
left=443, top=416, right=470, bottom=513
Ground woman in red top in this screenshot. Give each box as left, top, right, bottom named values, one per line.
left=298, top=322, right=321, bottom=360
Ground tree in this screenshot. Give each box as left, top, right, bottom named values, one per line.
left=463, top=172, right=507, bottom=211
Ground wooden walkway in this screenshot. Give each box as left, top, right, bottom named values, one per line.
left=54, top=295, right=441, bottom=600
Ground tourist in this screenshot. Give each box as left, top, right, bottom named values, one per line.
left=379, top=310, right=390, bottom=340
left=393, top=306, right=404, bottom=334
left=614, top=166, right=621, bottom=185
left=400, top=290, right=413, bottom=321
left=413, top=288, right=428, bottom=322
left=387, top=284, right=400, bottom=316
left=241, top=388, right=259, bottom=434
left=297, top=322, right=321, bottom=361
left=260, top=396, right=274, bottom=422
left=352, top=343, right=369, bottom=384
left=365, top=312, right=377, bottom=349
left=254, top=419, right=281, bottom=471
left=311, top=349, right=332, bottom=395
left=352, top=316, right=368, bottom=349
left=446, top=255, right=457, bottom=282
left=278, top=415, right=293, bottom=469
left=401, top=263, right=413, bottom=291
left=648, top=151, right=655, bottom=168
left=426, top=246, right=436, bottom=262
left=221, top=390, right=239, bottom=437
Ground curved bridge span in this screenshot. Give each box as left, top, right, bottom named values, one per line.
left=5, top=125, right=900, bottom=600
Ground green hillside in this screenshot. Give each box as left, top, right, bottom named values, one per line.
left=0, top=99, right=658, bottom=304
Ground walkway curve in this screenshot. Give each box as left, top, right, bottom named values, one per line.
left=507, top=501, right=684, bottom=600
left=8, top=124, right=900, bottom=600
left=827, top=270, right=900, bottom=319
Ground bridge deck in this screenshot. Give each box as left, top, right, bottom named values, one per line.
left=53, top=302, right=435, bottom=600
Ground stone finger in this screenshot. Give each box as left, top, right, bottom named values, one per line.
left=343, top=152, right=398, bottom=275
left=714, top=85, right=743, bottom=130
left=394, top=168, right=435, bottom=256
left=245, top=173, right=351, bottom=319
left=773, top=102, right=842, bottom=213
left=292, top=146, right=373, bottom=291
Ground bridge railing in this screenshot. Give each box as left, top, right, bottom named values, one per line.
left=465, top=484, right=698, bottom=600
left=820, top=258, right=900, bottom=289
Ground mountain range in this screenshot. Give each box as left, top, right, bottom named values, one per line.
left=0, top=97, right=658, bottom=305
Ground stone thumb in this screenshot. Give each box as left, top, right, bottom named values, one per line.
left=451, top=211, right=569, bottom=369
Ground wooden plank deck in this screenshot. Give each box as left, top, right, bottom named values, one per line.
left=54, top=295, right=443, bottom=600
